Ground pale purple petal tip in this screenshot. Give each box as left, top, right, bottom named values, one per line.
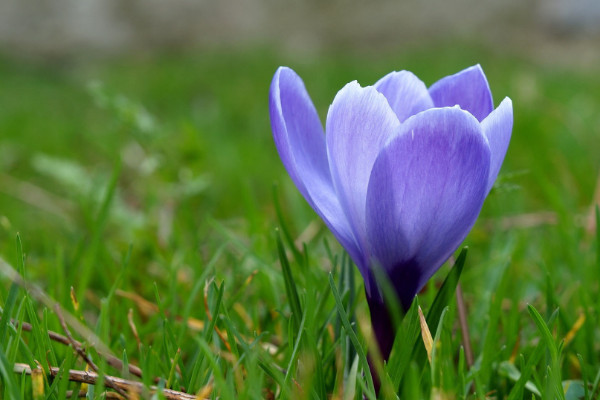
left=429, top=65, right=494, bottom=122
left=482, top=97, right=513, bottom=193
left=374, top=71, right=434, bottom=122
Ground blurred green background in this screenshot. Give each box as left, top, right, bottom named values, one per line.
left=1, top=39, right=599, bottom=269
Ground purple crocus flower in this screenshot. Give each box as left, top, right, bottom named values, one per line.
left=269, top=65, right=513, bottom=358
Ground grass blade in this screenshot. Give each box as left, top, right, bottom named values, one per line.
left=409, top=248, right=468, bottom=380
left=528, top=304, right=565, bottom=400
left=328, top=273, right=375, bottom=396
left=276, top=229, right=303, bottom=331
left=273, top=184, right=304, bottom=267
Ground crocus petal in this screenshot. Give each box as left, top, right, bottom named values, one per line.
left=482, top=97, right=513, bottom=193
left=326, top=82, right=401, bottom=265
left=270, top=67, right=361, bottom=263
left=365, top=107, right=490, bottom=306
left=428, top=65, right=494, bottom=122
left=374, top=71, right=434, bottom=122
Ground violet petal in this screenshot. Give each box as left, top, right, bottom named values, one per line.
left=270, top=67, right=361, bottom=263
left=374, top=71, right=434, bottom=122
left=482, top=97, right=513, bottom=193
left=429, top=65, right=494, bottom=122
left=365, top=107, right=491, bottom=301
left=326, top=81, right=400, bottom=264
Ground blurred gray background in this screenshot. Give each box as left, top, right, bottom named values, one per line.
left=0, top=0, right=598, bottom=64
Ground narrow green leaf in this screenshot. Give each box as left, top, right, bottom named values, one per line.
left=528, top=305, right=558, bottom=365
left=480, top=260, right=511, bottom=387
left=386, top=297, right=420, bottom=390
left=431, top=307, right=449, bottom=388
left=276, top=229, right=303, bottom=330
left=328, top=273, right=375, bottom=396
left=204, top=281, right=224, bottom=343
left=576, top=355, right=589, bottom=400
left=590, top=365, right=600, bottom=399
left=458, top=346, right=466, bottom=398
left=219, top=299, right=241, bottom=359
left=507, top=307, right=562, bottom=399
left=0, top=345, right=20, bottom=400
left=501, top=360, right=542, bottom=398
left=404, top=247, right=468, bottom=388
left=273, top=184, right=304, bottom=267
left=76, top=160, right=121, bottom=302
left=528, top=304, right=565, bottom=400
left=344, top=355, right=360, bottom=400
left=426, top=248, right=467, bottom=326
left=195, top=337, right=235, bottom=399
left=15, top=233, right=25, bottom=278
left=283, top=309, right=306, bottom=390
left=259, top=357, right=287, bottom=396
left=0, top=282, right=18, bottom=345
left=57, top=347, right=77, bottom=398
left=0, top=235, right=26, bottom=345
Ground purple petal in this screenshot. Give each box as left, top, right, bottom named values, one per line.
left=429, top=65, right=494, bottom=122
left=270, top=67, right=361, bottom=262
left=365, top=107, right=490, bottom=299
left=482, top=97, right=513, bottom=193
left=326, top=82, right=400, bottom=265
left=374, top=71, right=434, bottom=122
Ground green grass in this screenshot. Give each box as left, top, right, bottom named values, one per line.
left=1, top=41, right=600, bottom=398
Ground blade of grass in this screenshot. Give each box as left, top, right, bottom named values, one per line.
left=431, top=307, right=449, bottom=394
left=195, top=337, right=235, bottom=399
left=273, top=184, right=304, bottom=267
left=528, top=304, right=565, bottom=400
left=204, top=281, right=224, bottom=343
left=386, top=297, right=420, bottom=390
left=0, top=345, right=20, bottom=399
left=0, top=235, right=25, bottom=344
left=0, top=282, right=18, bottom=346
left=76, top=161, right=121, bottom=302
left=394, top=247, right=467, bottom=391
left=283, top=308, right=306, bottom=392
left=577, top=354, right=589, bottom=400
left=276, top=229, right=303, bottom=331
left=328, top=273, right=375, bottom=396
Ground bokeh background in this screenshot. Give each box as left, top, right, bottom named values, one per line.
left=1, top=0, right=600, bottom=61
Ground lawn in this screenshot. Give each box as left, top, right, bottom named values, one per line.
left=1, top=42, right=600, bottom=399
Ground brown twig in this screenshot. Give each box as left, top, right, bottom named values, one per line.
left=13, top=363, right=200, bottom=400
left=0, top=258, right=116, bottom=361
left=55, top=305, right=130, bottom=399
left=127, top=308, right=142, bottom=350
left=10, top=319, right=143, bottom=378
left=455, top=284, right=474, bottom=368
left=64, top=390, right=89, bottom=398
left=448, top=255, right=474, bottom=369
left=116, top=289, right=205, bottom=331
